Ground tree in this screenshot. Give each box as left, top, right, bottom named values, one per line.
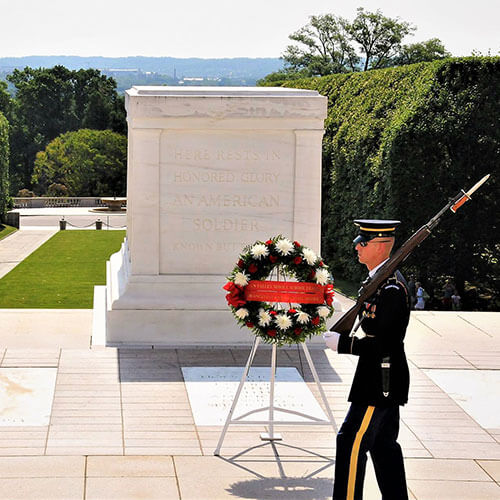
left=32, top=129, right=127, bottom=197
left=0, top=81, right=12, bottom=117
left=260, top=7, right=447, bottom=83
left=282, top=14, right=359, bottom=76
left=348, top=7, right=415, bottom=71
left=394, top=38, right=451, bottom=65
left=0, top=112, right=9, bottom=219
left=7, top=66, right=126, bottom=193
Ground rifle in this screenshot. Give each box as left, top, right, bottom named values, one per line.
left=330, top=174, right=490, bottom=335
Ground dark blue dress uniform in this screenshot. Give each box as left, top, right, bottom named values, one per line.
left=333, top=221, right=411, bottom=500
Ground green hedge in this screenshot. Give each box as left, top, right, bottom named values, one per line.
left=0, top=112, right=9, bottom=220
left=283, top=57, right=499, bottom=309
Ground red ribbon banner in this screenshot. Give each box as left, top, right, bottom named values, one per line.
left=244, top=281, right=325, bottom=304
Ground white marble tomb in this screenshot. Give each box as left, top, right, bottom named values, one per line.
left=97, top=86, right=328, bottom=346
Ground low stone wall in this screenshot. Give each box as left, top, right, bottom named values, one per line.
left=12, top=197, right=111, bottom=208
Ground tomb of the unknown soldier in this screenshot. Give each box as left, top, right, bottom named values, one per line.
left=96, top=86, right=328, bottom=346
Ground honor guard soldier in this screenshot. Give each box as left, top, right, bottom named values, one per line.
left=325, top=219, right=411, bottom=500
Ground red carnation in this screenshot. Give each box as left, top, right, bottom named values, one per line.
left=237, top=259, right=245, bottom=269
left=311, top=316, right=320, bottom=326
left=294, top=327, right=302, bottom=335
left=293, top=241, right=301, bottom=247
left=268, top=329, right=277, bottom=337
left=269, top=255, right=278, bottom=263
left=248, top=263, right=258, bottom=273
left=269, top=310, right=277, bottom=316
left=294, top=256, right=302, bottom=264
left=288, top=308, right=297, bottom=314
left=266, top=239, right=273, bottom=245
left=319, top=261, right=324, bottom=267
left=246, top=321, right=254, bottom=328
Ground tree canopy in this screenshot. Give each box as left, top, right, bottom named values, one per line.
left=283, top=14, right=359, bottom=76
left=0, top=81, right=11, bottom=117
left=393, top=38, right=451, bottom=66
left=349, top=7, right=415, bottom=70
left=0, top=112, right=9, bottom=219
left=6, top=66, right=126, bottom=193
left=32, top=129, right=127, bottom=197
left=261, top=7, right=449, bottom=83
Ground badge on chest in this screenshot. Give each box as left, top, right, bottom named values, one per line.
left=362, top=301, right=377, bottom=319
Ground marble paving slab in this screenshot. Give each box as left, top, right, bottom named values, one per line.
left=424, top=369, right=500, bottom=429
left=182, top=367, right=327, bottom=426
left=0, top=368, right=57, bottom=426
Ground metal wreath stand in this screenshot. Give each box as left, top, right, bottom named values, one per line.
left=214, top=328, right=337, bottom=456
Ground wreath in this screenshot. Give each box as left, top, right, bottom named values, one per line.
left=223, top=236, right=335, bottom=345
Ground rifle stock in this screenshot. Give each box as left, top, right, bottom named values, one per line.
left=329, top=174, right=490, bottom=335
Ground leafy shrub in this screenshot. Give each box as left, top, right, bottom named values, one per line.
left=46, top=183, right=69, bottom=197
left=17, top=188, right=36, bottom=197
left=32, top=129, right=127, bottom=197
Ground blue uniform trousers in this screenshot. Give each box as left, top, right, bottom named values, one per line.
left=333, top=403, right=408, bottom=500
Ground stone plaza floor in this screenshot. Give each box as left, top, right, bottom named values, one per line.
left=0, top=223, right=499, bottom=499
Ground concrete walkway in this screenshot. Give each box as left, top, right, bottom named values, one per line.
left=0, top=216, right=499, bottom=499
left=0, top=313, right=498, bottom=499
left=0, top=229, right=57, bottom=279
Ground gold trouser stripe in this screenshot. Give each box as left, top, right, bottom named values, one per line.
left=347, top=406, right=375, bottom=500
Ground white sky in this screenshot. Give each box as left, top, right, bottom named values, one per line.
left=1, top=0, right=498, bottom=58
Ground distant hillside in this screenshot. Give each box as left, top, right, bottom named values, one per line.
left=0, top=56, right=284, bottom=90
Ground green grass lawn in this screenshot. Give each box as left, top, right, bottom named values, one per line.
left=333, top=278, right=359, bottom=300
left=0, top=230, right=126, bottom=308
left=0, top=224, right=17, bottom=241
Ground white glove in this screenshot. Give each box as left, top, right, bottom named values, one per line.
left=323, top=331, right=341, bottom=351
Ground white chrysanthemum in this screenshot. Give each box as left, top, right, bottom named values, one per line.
left=258, top=309, right=272, bottom=327
left=302, top=248, right=317, bottom=265
left=233, top=272, right=249, bottom=287
left=317, top=306, right=330, bottom=318
left=275, top=238, right=293, bottom=256
left=296, top=311, right=310, bottom=324
left=275, top=314, right=292, bottom=330
left=250, top=243, right=269, bottom=260
left=235, top=308, right=249, bottom=319
left=315, top=268, right=330, bottom=285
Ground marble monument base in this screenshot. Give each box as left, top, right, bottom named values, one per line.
left=93, top=239, right=329, bottom=347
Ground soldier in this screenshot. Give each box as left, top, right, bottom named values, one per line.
left=324, top=219, right=410, bottom=500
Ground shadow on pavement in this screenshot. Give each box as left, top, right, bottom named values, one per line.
left=221, top=441, right=334, bottom=500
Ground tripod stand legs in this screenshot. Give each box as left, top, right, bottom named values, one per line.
left=214, top=339, right=337, bottom=456
left=214, top=337, right=260, bottom=456
left=260, top=343, right=283, bottom=441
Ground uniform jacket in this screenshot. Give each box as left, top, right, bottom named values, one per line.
left=337, top=270, right=411, bottom=407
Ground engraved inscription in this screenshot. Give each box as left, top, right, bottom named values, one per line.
left=172, top=171, right=280, bottom=184
left=171, top=194, right=279, bottom=208
left=159, top=131, right=294, bottom=274
left=173, top=149, right=281, bottom=162
left=173, top=171, right=236, bottom=183
left=193, top=218, right=260, bottom=232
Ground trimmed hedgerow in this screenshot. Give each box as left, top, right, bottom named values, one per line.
left=282, top=57, right=499, bottom=309
left=0, top=112, right=9, bottom=220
